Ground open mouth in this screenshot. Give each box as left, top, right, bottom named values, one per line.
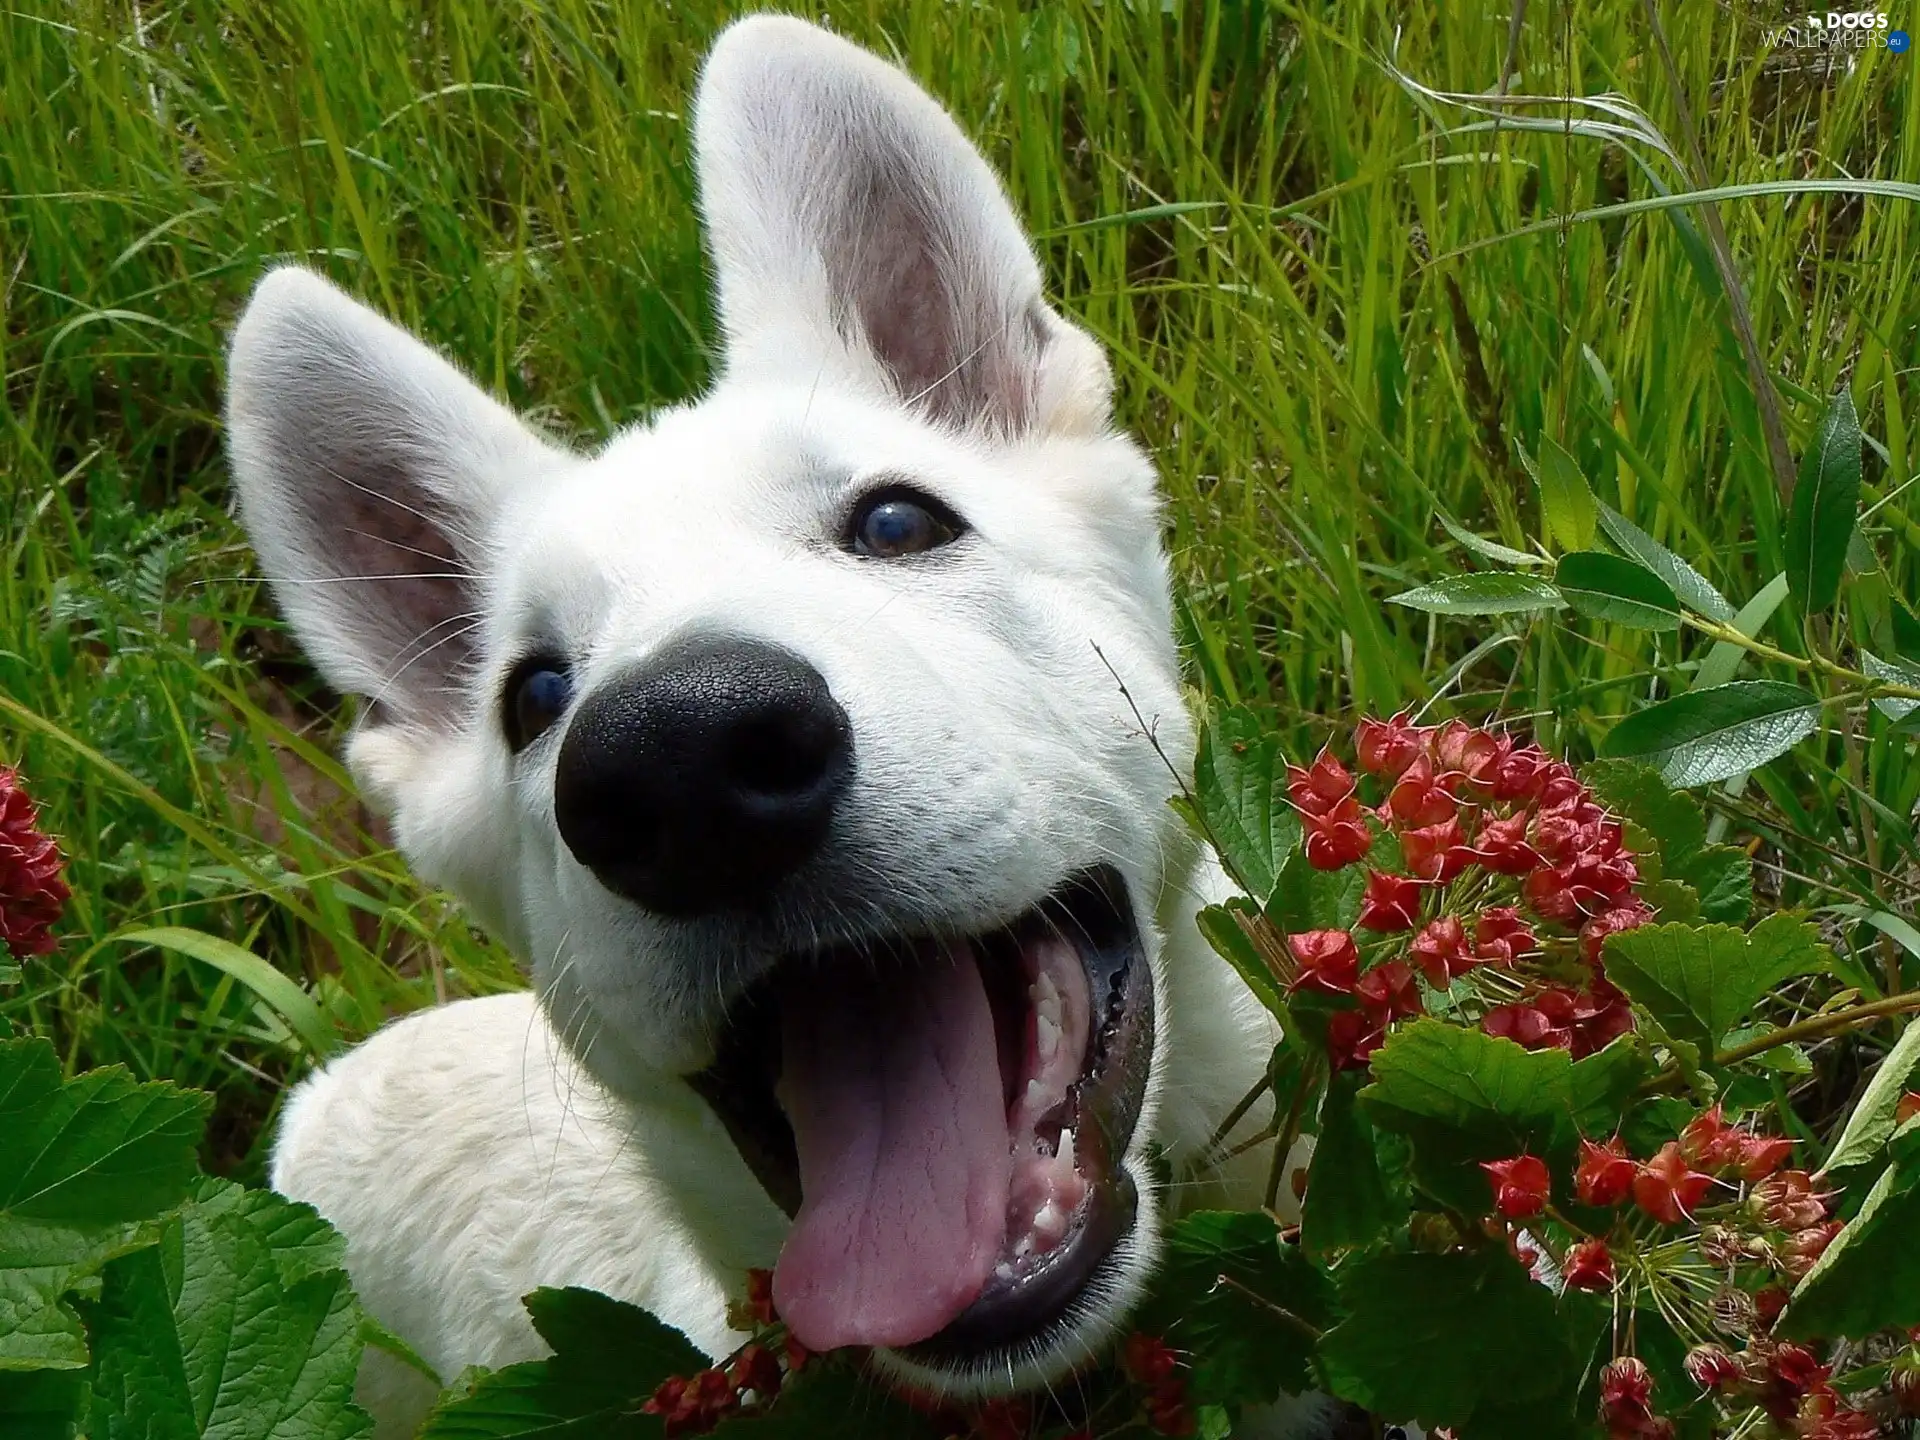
left=689, top=865, right=1152, bottom=1362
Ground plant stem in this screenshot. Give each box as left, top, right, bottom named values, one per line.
left=1214, top=1273, right=1324, bottom=1342
left=1715, top=989, right=1920, bottom=1065
left=1679, top=615, right=1920, bottom=702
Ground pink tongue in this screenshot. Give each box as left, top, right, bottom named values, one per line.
left=772, top=941, right=1011, bottom=1351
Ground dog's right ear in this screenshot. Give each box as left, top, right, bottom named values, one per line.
left=226, top=268, right=569, bottom=736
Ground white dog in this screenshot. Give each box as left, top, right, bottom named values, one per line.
left=227, top=16, right=1352, bottom=1438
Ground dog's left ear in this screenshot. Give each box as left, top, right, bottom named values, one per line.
left=693, top=16, right=1111, bottom=438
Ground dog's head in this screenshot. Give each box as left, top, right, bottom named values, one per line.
left=227, top=14, right=1245, bottom=1398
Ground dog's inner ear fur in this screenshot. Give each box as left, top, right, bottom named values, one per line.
left=227, top=270, right=562, bottom=734
left=695, top=18, right=1104, bottom=439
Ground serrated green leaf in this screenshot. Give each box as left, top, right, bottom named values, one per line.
left=1597, top=503, right=1736, bottom=622
left=1578, top=763, right=1750, bottom=922
left=0, top=1039, right=207, bottom=1375
left=1824, top=1017, right=1920, bottom=1173
left=86, top=1181, right=373, bottom=1440
left=1319, top=1249, right=1583, bottom=1435
left=1192, top=710, right=1299, bottom=905
left=1569, top=1039, right=1654, bottom=1135
left=1387, top=573, right=1565, bottom=616
left=1437, top=512, right=1544, bottom=568
left=1555, top=551, right=1681, bottom=630
left=1780, top=1129, right=1920, bottom=1340
left=1600, top=915, right=1830, bottom=1054
left=0, top=1039, right=209, bottom=1223
left=1135, top=1211, right=1334, bottom=1406
left=419, top=1288, right=707, bottom=1440
left=1301, top=1070, right=1403, bottom=1254
left=1598, top=681, right=1822, bottom=788
left=709, top=1364, right=938, bottom=1438
left=1358, top=1022, right=1579, bottom=1212
left=1893, top=598, right=1920, bottom=661
left=1267, top=849, right=1366, bottom=935
left=1537, top=437, right=1598, bottom=552
left=1862, top=650, right=1920, bottom=722
left=1785, top=388, right=1863, bottom=614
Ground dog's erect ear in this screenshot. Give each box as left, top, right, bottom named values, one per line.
left=226, top=268, right=568, bottom=732
left=693, top=16, right=1111, bottom=438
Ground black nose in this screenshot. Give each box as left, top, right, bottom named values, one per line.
left=553, top=635, right=853, bottom=917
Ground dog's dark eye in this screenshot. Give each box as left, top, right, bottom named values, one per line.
left=847, top=487, right=965, bottom=559
left=503, top=658, right=574, bottom=752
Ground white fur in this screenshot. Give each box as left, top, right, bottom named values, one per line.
left=228, top=14, right=1332, bottom=1438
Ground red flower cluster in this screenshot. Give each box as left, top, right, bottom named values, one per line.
left=1276, top=716, right=1648, bottom=1069
left=1120, top=1333, right=1194, bottom=1437
left=0, top=768, right=68, bottom=959
left=651, top=1270, right=803, bottom=1436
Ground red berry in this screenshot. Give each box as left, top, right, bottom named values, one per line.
left=1897, top=1091, right=1920, bottom=1127
left=1400, top=816, right=1471, bottom=882
left=1482, top=1001, right=1570, bottom=1052
left=1471, top=812, right=1540, bottom=875
left=1326, top=1009, right=1387, bottom=1071
left=1752, top=1170, right=1830, bottom=1232
left=1633, top=1142, right=1715, bottom=1224
left=1472, top=906, right=1539, bottom=965
left=1489, top=741, right=1552, bottom=802
left=1599, top=1356, right=1655, bottom=1423
left=1430, top=719, right=1501, bottom=787
left=1286, top=929, right=1360, bottom=996
left=1579, top=901, right=1653, bottom=964
left=1782, top=1220, right=1843, bottom=1280
left=1303, top=797, right=1372, bottom=869
left=1684, top=1345, right=1741, bottom=1391
left=1753, top=1286, right=1791, bottom=1331
left=1121, top=1332, right=1180, bottom=1387
left=728, top=1344, right=783, bottom=1404
left=1287, top=748, right=1356, bottom=817
left=970, top=1398, right=1030, bottom=1440
left=0, top=768, right=69, bottom=959
left=1764, top=1342, right=1830, bottom=1401
left=1355, top=712, right=1423, bottom=778
left=1354, top=959, right=1423, bottom=1020
left=1480, top=1153, right=1551, bottom=1219
left=1563, top=1238, right=1615, bottom=1292
left=1357, top=869, right=1423, bottom=932
left=1576, top=1138, right=1636, bottom=1207
left=1386, top=754, right=1458, bottom=828
left=1681, top=1105, right=1747, bottom=1171
left=1409, top=915, right=1472, bottom=987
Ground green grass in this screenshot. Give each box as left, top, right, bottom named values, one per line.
left=2, top=1, right=1916, bottom=1175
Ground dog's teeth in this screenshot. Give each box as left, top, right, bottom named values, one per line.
left=1034, top=1201, right=1067, bottom=1243
left=1037, top=1012, right=1061, bottom=1059
left=1026, top=1077, right=1048, bottom=1106
left=995, top=1262, right=1014, bottom=1281
left=1057, top=1128, right=1075, bottom=1170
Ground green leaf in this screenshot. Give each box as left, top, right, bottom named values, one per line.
left=1387, top=574, right=1565, bottom=616
left=1569, top=1039, right=1654, bottom=1136
left=1268, top=849, right=1365, bottom=935
left=1195, top=902, right=1288, bottom=1021
left=1437, top=512, right=1544, bottom=568
left=1694, top=573, right=1790, bottom=691
left=85, top=1180, right=373, bottom=1440
left=1596, top=503, right=1736, bottom=622
left=1580, top=763, right=1749, bottom=922
left=112, top=928, right=339, bottom=1061
left=1785, top=388, right=1864, bottom=614
left=0, top=1371, right=84, bottom=1440
left=419, top=1288, right=705, bottom=1440
left=1780, top=1127, right=1920, bottom=1340
left=1358, top=1022, right=1580, bottom=1212
left=1555, top=551, right=1681, bottom=630
left=1136, top=1211, right=1334, bottom=1406
left=1300, top=1070, right=1403, bottom=1254
left=1598, top=680, right=1822, bottom=788
left=1862, top=650, right=1920, bottom=723
left=1823, top=1017, right=1920, bottom=1173
left=0, top=1039, right=209, bottom=1223
left=1600, top=915, right=1831, bottom=1054
left=709, top=1364, right=938, bottom=1438
left=1192, top=710, right=1300, bottom=904
left=1319, top=1249, right=1583, bottom=1436
left=0, top=1039, right=208, bottom=1375
left=1537, top=437, right=1598, bottom=552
